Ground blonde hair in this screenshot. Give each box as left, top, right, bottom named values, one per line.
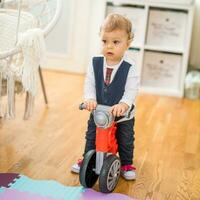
left=100, top=13, right=133, bottom=41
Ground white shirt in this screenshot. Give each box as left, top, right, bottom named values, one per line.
left=84, top=52, right=140, bottom=118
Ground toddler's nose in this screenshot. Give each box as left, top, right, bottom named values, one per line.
left=107, top=43, right=113, bottom=49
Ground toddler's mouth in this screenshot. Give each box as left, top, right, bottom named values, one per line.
left=107, top=52, right=114, bottom=56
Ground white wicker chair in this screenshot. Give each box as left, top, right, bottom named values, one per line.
left=0, top=0, right=62, bottom=119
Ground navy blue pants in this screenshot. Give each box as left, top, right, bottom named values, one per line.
left=83, top=114, right=135, bottom=166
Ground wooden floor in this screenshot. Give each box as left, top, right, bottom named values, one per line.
left=0, top=70, right=200, bottom=200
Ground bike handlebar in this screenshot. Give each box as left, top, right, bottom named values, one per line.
left=79, top=103, right=86, bottom=110
left=79, top=103, right=134, bottom=120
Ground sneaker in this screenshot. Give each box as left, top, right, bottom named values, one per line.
left=121, top=165, right=136, bottom=180
left=71, top=159, right=83, bottom=174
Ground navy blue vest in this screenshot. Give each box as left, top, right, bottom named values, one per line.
left=93, top=57, right=131, bottom=106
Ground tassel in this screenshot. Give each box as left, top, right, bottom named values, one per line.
left=5, top=73, right=15, bottom=119
left=24, top=92, right=34, bottom=120
left=0, top=71, right=3, bottom=117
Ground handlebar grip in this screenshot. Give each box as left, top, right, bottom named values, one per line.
left=79, top=103, right=86, bottom=110
left=125, top=104, right=134, bottom=118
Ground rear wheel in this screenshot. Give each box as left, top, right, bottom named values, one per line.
left=99, top=155, right=121, bottom=193
left=79, top=150, right=99, bottom=188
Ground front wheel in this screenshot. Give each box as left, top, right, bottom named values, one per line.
left=99, top=155, right=121, bottom=193
left=79, top=150, right=99, bottom=188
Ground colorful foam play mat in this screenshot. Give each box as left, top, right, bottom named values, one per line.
left=0, top=173, right=133, bottom=200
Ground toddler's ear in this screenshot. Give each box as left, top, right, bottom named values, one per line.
left=127, top=39, right=132, bottom=48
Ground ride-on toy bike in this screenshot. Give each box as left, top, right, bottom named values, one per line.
left=79, top=103, right=132, bottom=193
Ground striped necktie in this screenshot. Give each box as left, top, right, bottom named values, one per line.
left=105, top=67, right=113, bottom=85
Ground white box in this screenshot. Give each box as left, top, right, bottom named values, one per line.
left=107, top=5, right=146, bottom=47
left=141, top=51, right=182, bottom=89
left=146, top=9, right=187, bottom=49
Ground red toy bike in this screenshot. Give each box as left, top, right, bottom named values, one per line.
left=79, top=103, right=132, bottom=193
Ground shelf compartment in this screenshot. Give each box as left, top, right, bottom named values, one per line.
left=141, top=51, right=182, bottom=90
left=146, top=8, right=188, bottom=50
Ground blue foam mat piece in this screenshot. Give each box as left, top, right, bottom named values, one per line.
left=10, top=175, right=83, bottom=200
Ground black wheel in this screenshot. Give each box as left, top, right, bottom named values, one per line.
left=79, top=150, right=99, bottom=188
left=99, top=155, right=121, bottom=193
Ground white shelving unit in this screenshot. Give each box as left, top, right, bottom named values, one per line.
left=98, top=0, right=195, bottom=97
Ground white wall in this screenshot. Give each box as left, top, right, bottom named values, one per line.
left=43, top=0, right=93, bottom=74
left=87, top=0, right=107, bottom=60
left=45, top=0, right=70, bottom=55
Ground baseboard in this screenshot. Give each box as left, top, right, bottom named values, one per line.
left=41, top=52, right=86, bottom=74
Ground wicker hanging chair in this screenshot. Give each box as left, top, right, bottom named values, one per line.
left=0, top=0, right=62, bottom=119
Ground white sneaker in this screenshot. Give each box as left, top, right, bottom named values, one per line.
left=71, top=159, right=83, bottom=174
left=121, top=165, right=136, bottom=180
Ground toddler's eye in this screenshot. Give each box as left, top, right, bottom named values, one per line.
left=113, top=40, right=120, bottom=45
left=102, top=40, right=106, bottom=44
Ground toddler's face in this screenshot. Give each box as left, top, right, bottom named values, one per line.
left=100, top=29, right=131, bottom=65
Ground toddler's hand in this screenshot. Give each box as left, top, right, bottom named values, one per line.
left=110, top=103, right=129, bottom=117
left=84, top=100, right=97, bottom=111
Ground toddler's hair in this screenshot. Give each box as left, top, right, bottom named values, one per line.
left=100, top=13, right=133, bottom=40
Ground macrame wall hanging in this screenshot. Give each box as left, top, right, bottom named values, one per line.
left=0, top=0, right=62, bottom=119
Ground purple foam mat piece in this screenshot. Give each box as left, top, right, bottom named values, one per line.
left=0, top=173, right=20, bottom=188
left=0, top=188, right=63, bottom=200
left=0, top=173, right=134, bottom=200
left=79, top=189, right=134, bottom=200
